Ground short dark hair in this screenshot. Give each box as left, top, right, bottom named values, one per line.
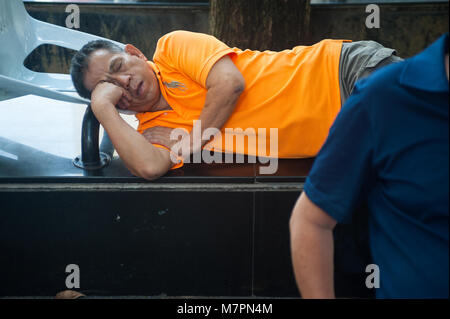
left=70, top=40, right=124, bottom=99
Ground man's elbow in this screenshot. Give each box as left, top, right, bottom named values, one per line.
left=219, top=73, right=245, bottom=97
left=290, top=194, right=305, bottom=231
left=135, top=164, right=168, bottom=181
left=232, top=74, right=245, bottom=95
left=289, top=202, right=301, bottom=236
left=290, top=193, right=338, bottom=234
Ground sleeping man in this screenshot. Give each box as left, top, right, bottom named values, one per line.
left=70, top=30, right=401, bottom=180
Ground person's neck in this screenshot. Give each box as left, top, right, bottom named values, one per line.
left=148, top=66, right=172, bottom=112
left=152, top=92, right=172, bottom=112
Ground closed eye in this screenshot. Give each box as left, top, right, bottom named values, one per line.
left=110, top=57, right=123, bottom=73
left=116, top=60, right=123, bottom=72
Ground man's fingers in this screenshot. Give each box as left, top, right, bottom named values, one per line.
left=148, top=136, right=162, bottom=144
left=122, top=90, right=132, bottom=102
left=142, top=127, right=185, bottom=149
left=177, top=136, right=192, bottom=157
left=91, top=81, right=124, bottom=106
left=142, top=130, right=165, bottom=144
left=117, top=98, right=129, bottom=110
left=122, top=97, right=130, bottom=107
left=142, top=131, right=153, bottom=141
left=144, top=126, right=175, bottom=137
left=117, top=100, right=125, bottom=110
left=142, top=129, right=181, bottom=151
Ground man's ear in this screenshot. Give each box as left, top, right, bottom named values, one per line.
left=124, top=44, right=148, bottom=61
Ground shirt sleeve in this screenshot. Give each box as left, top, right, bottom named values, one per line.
left=152, top=144, right=184, bottom=170
left=153, top=30, right=237, bottom=87
left=303, top=81, right=375, bottom=224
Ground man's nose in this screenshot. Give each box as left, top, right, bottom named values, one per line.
left=115, top=74, right=131, bottom=90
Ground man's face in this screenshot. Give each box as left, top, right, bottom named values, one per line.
left=83, top=45, right=160, bottom=113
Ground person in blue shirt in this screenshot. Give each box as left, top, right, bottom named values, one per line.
left=289, top=34, right=449, bottom=299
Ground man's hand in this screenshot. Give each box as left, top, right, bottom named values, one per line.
left=143, top=126, right=193, bottom=158
left=142, top=126, right=181, bottom=149
left=91, top=82, right=132, bottom=112
left=87, top=86, right=174, bottom=180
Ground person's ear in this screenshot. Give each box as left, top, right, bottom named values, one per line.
left=124, top=44, right=148, bottom=61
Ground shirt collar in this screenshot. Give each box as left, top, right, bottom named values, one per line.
left=400, top=33, right=449, bottom=93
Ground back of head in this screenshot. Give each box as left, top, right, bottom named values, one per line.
left=70, top=40, right=124, bottom=99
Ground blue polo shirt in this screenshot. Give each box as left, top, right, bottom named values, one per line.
left=304, top=34, right=449, bottom=298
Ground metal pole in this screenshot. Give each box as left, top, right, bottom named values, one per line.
left=73, top=104, right=111, bottom=170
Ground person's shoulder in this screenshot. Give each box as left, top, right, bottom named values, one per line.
left=158, top=30, right=194, bottom=40
left=154, top=30, right=192, bottom=61
left=155, top=30, right=215, bottom=58
left=156, top=30, right=186, bottom=49
left=157, top=30, right=207, bottom=47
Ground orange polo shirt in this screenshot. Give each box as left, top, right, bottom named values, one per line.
left=136, top=30, right=346, bottom=167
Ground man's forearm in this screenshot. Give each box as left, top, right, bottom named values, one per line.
left=200, top=85, right=242, bottom=129
left=194, top=84, right=243, bottom=148
left=291, top=220, right=335, bottom=298
left=191, top=54, right=245, bottom=151
left=91, top=102, right=172, bottom=179
left=290, top=194, right=336, bottom=298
